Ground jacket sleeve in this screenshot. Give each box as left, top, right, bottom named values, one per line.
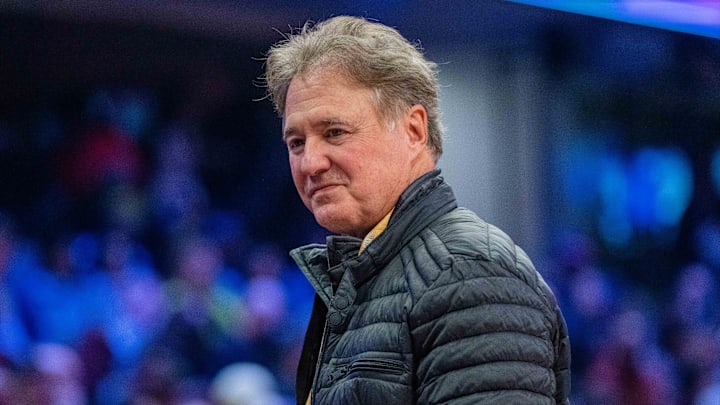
left=409, top=257, right=567, bottom=405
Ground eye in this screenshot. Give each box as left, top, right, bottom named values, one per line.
left=286, top=137, right=305, bottom=152
left=326, top=128, right=347, bottom=138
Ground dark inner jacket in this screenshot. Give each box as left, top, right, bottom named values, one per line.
left=291, top=169, right=571, bottom=404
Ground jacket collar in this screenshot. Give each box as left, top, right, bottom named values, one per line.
left=290, top=169, right=457, bottom=301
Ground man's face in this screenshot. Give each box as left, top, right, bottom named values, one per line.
left=282, top=70, right=418, bottom=238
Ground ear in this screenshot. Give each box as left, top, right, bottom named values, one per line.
left=403, top=104, right=429, bottom=151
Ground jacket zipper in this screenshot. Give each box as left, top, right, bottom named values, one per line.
left=327, top=358, right=408, bottom=384
left=349, top=359, right=407, bottom=374
left=310, top=319, right=329, bottom=405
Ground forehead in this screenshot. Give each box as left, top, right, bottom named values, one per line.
left=286, top=70, right=370, bottom=108
left=282, top=70, right=379, bottom=130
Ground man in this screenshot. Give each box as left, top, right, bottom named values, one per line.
left=264, top=15, right=571, bottom=405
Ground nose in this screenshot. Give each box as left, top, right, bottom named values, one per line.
left=299, top=137, right=331, bottom=177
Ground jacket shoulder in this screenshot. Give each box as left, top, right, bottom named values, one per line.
left=408, top=207, right=539, bottom=288
left=405, top=208, right=571, bottom=404
left=404, top=207, right=564, bottom=332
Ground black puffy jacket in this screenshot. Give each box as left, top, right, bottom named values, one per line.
left=291, top=169, right=571, bottom=404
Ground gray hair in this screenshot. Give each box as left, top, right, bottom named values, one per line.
left=263, top=16, right=443, bottom=160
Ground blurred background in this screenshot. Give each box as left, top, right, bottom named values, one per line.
left=0, top=1, right=718, bottom=404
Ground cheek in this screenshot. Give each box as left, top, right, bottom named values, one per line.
left=289, top=161, right=306, bottom=194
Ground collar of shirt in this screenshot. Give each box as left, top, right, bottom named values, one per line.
left=358, top=208, right=394, bottom=254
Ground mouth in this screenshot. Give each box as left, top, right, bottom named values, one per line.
left=308, top=183, right=340, bottom=198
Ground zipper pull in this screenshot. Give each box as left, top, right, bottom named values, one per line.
left=326, top=365, right=348, bottom=384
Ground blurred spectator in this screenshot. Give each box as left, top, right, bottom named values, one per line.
left=242, top=243, right=311, bottom=393
left=148, top=124, right=209, bottom=266
left=83, top=88, right=157, bottom=141
left=0, top=213, right=32, bottom=367
left=154, top=235, right=247, bottom=378
left=665, top=263, right=720, bottom=401
left=27, top=342, right=88, bottom=405
left=97, top=229, right=167, bottom=366
left=85, top=229, right=168, bottom=404
left=585, top=307, right=678, bottom=404
left=243, top=243, right=288, bottom=340
left=695, top=367, right=720, bottom=405
left=15, top=232, right=103, bottom=345
left=58, top=124, right=145, bottom=196
left=210, top=362, right=290, bottom=405
left=693, top=218, right=720, bottom=270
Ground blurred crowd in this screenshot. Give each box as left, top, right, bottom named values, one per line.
left=542, top=29, right=720, bottom=405
left=0, top=85, right=316, bottom=404
left=0, top=16, right=718, bottom=405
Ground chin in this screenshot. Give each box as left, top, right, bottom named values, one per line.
left=311, top=202, right=370, bottom=236
left=314, top=214, right=359, bottom=237
left=316, top=218, right=349, bottom=235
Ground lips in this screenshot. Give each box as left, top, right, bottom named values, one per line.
left=308, top=183, right=339, bottom=197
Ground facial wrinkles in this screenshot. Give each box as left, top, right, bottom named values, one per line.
left=287, top=83, right=361, bottom=185
left=306, top=170, right=346, bottom=199
left=293, top=127, right=352, bottom=200
left=284, top=70, right=416, bottom=236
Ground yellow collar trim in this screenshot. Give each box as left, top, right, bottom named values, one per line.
left=359, top=209, right=394, bottom=254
